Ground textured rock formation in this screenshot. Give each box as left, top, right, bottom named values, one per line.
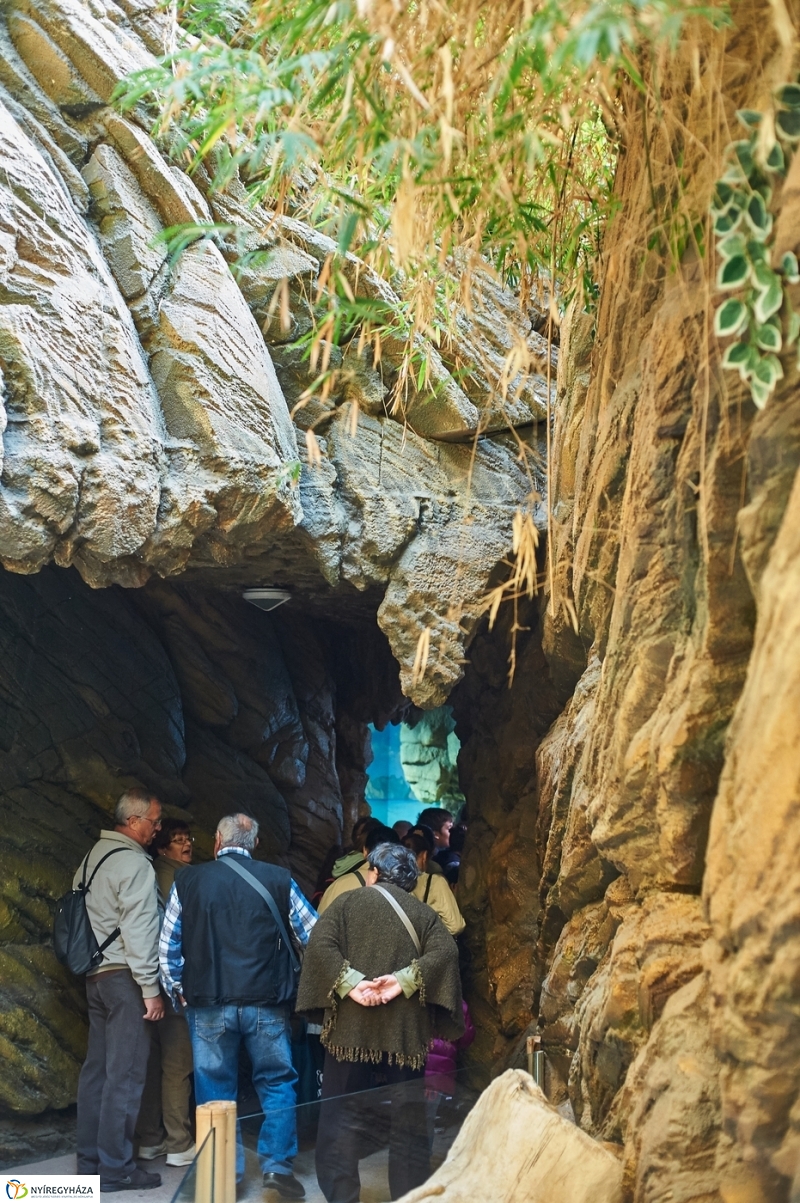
left=451, top=7, right=800, bottom=1202
left=397, top=1069, right=624, bottom=1203
left=0, top=0, right=549, bottom=702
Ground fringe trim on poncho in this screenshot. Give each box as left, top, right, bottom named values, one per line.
left=321, top=959, right=351, bottom=1046
left=411, top=959, right=425, bottom=1006
left=323, top=1045, right=427, bottom=1071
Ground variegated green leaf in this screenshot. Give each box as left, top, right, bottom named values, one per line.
left=745, top=192, right=771, bottom=233
left=714, top=207, right=742, bottom=236
left=754, top=352, right=784, bottom=386
left=717, top=254, right=749, bottom=289
left=754, top=278, right=784, bottom=322
left=749, top=377, right=771, bottom=409
left=721, top=340, right=752, bottom=368
left=767, top=141, right=785, bottom=173
left=778, top=83, right=800, bottom=109
left=777, top=108, right=800, bottom=140
left=718, top=233, right=747, bottom=261
left=715, top=298, right=748, bottom=337
left=788, top=310, right=800, bottom=345
left=781, top=251, right=800, bottom=283
left=755, top=319, right=782, bottom=351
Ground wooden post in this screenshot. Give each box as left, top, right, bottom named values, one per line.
left=195, top=1101, right=236, bottom=1203
left=527, top=1035, right=546, bottom=1094
left=194, top=1120, right=214, bottom=1203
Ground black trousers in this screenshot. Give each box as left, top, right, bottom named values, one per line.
left=76, top=969, right=151, bottom=1182
left=315, top=1051, right=429, bottom=1203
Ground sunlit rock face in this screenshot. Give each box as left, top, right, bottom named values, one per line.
left=447, top=9, right=800, bottom=1202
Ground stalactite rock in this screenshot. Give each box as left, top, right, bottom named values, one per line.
left=396, top=1069, right=624, bottom=1203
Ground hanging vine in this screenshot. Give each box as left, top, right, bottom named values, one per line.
left=713, top=84, right=800, bottom=408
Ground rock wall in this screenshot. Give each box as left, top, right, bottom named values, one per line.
left=0, top=563, right=406, bottom=1130
left=451, top=4, right=800, bottom=1200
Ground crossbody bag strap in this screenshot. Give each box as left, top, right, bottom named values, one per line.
left=423, top=873, right=433, bottom=904
left=353, top=869, right=366, bottom=886
left=372, top=885, right=422, bottom=956
left=221, top=857, right=300, bottom=971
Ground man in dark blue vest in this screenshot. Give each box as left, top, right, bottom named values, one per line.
left=159, top=813, right=317, bottom=1200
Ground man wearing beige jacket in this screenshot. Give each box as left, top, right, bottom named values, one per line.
left=75, top=788, right=164, bottom=1193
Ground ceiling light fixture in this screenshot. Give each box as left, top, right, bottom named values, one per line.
left=242, top=588, right=291, bottom=613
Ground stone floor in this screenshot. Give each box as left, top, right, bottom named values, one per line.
left=9, top=1137, right=412, bottom=1203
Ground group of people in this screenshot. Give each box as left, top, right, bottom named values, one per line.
left=73, top=789, right=473, bottom=1203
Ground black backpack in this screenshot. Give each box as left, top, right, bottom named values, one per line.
left=54, top=848, right=126, bottom=975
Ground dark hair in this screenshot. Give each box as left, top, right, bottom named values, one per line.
left=364, top=824, right=400, bottom=852
left=151, top=817, right=190, bottom=852
left=367, top=843, right=419, bottom=892
left=409, top=824, right=435, bottom=854
left=449, top=822, right=467, bottom=854
left=392, top=820, right=413, bottom=839
left=402, top=833, right=430, bottom=859
left=416, top=808, right=453, bottom=833
left=351, top=816, right=381, bottom=848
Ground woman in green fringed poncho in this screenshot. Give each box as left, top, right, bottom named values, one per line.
left=296, top=842, right=463, bottom=1203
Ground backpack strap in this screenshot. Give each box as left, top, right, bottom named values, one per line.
left=220, top=857, right=300, bottom=973
left=83, top=847, right=128, bottom=893
left=423, top=873, right=433, bottom=904
left=353, top=869, right=366, bottom=887
left=372, top=885, right=422, bottom=956
left=81, top=847, right=129, bottom=954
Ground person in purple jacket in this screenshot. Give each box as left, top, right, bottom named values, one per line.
left=424, top=999, right=476, bottom=1146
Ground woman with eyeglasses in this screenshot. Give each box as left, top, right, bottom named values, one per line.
left=135, top=819, right=196, bottom=1169
left=151, top=820, right=194, bottom=901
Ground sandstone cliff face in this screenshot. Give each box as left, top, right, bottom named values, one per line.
left=451, top=5, right=800, bottom=1201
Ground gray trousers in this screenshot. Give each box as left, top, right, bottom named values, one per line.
left=76, top=969, right=151, bottom=1182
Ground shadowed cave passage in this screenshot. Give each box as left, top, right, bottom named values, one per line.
left=0, top=560, right=560, bottom=1166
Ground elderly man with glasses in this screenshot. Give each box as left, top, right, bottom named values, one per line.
left=74, top=788, right=165, bottom=1192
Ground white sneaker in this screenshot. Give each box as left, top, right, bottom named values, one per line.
left=165, top=1148, right=196, bottom=1167
left=138, top=1143, right=167, bottom=1160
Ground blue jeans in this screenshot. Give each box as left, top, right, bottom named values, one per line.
left=186, top=1005, right=298, bottom=1176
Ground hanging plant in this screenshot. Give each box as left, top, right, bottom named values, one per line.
left=712, top=85, right=800, bottom=409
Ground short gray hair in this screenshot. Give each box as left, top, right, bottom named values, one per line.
left=217, top=813, right=259, bottom=851
left=115, top=788, right=156, bottom=825
left=368, top=843, right=419, bottom=892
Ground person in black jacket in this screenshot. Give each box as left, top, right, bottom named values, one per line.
left=159, top=814, right=317, bottom=1201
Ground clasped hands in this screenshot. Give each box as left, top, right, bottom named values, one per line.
left=349, top=975, right=404, bottom=1006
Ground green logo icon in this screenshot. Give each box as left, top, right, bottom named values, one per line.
left=6, top=1182, right=28, bottom=1200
